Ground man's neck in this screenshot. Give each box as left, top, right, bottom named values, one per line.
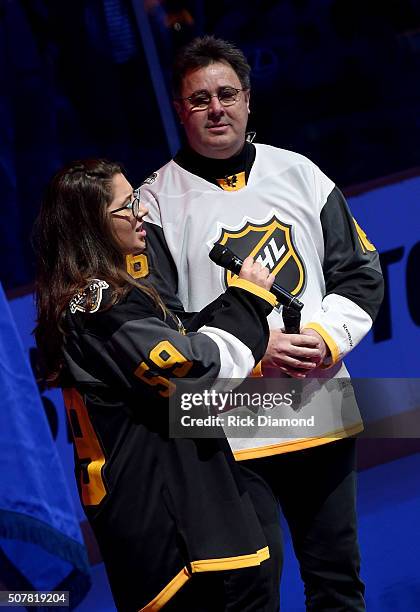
left=174, top=141, right=256, bottom=189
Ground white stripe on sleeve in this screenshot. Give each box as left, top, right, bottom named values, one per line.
left=198, top=325, right=254, bottom=379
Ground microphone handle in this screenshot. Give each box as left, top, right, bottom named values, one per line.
left=282, top=305, right=301, bottom=334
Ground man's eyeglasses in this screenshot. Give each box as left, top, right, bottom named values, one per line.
left=110, top=188, right=141, bottom=219
left=177, top=86, right=245, bottom=110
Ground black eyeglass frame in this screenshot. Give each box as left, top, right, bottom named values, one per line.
left=110, top=187, right=141, bottom=219
left=176, top=87, right=246, bottom=109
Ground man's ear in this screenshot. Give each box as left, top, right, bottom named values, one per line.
left=245, top=89, right=251, bottom=114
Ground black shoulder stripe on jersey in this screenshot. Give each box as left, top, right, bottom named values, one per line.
left=144, top=221, right=186, bottom=315
left=321, top=187, right=384, bottom=321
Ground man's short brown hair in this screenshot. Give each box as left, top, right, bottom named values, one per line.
left=172, top=35, right=251, bottom=97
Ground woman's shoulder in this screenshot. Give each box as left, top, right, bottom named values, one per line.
left=67, top=280, right=162, bottom=322
left=69, top=279, right=112, bottom=315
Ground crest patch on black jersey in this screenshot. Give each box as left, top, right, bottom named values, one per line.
left=69, top=280, right=109, bottom=314
left=216, top=215, right=305, bottom=296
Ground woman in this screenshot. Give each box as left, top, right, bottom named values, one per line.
left=34, top=159, right=278, bottom=611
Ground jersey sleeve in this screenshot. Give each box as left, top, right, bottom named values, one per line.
left=139, top=182, right=187, bottom=316
left=65, top=283, right=275, bottom=400
left=143, top=219, right=186, bottom=315
left=304, top=186, right=384, bottom=365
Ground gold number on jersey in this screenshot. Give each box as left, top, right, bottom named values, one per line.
left=63, top=388, right=107, bottom=506
left=126, top=253, right=149, bottom=278
left=353, top=218, right=376, bottom=253
left=134, top=362, right=176, bottom=398
left=135, top=340, right=193, bottom=397
left=149, top=341, right=193, bottom=377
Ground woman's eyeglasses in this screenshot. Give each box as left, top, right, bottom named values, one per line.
left=110, top=188, right=141, bottom=219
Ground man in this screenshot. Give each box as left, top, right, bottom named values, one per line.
left=141, top=36, right=384, bottom=611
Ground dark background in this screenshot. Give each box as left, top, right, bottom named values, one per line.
left=2, top=0, right=420, bottom=291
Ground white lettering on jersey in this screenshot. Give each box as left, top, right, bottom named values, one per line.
left=256, top=237, right=286, bottom=270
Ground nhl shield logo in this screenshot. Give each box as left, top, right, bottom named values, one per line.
left=217, top=215, right=305, bottom=296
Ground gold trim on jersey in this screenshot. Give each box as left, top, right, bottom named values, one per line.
left=139, top=547, right=270, bottom=611
left=303, top=322, right=340, bottom=366
left=139, top=567, right=190, bottom=611
left=229, top=277, right=277, bottom=307
left=217, top=171, right=246, bottom=191
left=251, top=361, right=263, bottom=377
left=233, top=422, right=364, bottom=461
left=191, top=546, right=270, bottom=572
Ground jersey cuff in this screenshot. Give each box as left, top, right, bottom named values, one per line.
left=229, top=278, right=277, bottom=307
left=250, top=361, right=263, bottom=377
left=303, top=322, right=340, bottom=367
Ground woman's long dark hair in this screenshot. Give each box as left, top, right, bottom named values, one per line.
left=33, top=159, right=165, bottom=385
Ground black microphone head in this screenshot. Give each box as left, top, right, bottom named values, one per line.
left=209, top=244, right=231, bottom=265
left=209, top=243, right=242, bottom=275
left=209, top=243, right=304, bottom=311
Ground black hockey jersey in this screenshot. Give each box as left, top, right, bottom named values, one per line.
left=62, top=279, right=275, bottom=611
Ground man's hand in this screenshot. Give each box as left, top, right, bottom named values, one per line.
left=262, top=328, right=329, bottom=378
left=239, top=256, right=275, bottom=291
left=300, top=328, right=329, bottom=364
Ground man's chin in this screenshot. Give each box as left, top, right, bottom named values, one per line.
left=199, top=136, right=244, bottom=158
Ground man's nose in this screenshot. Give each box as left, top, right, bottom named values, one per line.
left=208, top=95, right=225, bottom=116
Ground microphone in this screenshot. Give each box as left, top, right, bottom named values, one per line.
left=209, top=243, right=304, bottom=319
left=281, top=306, right=301, bottom=334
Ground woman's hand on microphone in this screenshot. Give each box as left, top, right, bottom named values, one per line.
left=238, top=256, right=275, bottom=291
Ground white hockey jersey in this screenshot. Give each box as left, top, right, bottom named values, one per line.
left=141, top=143, right=384, bottom=459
